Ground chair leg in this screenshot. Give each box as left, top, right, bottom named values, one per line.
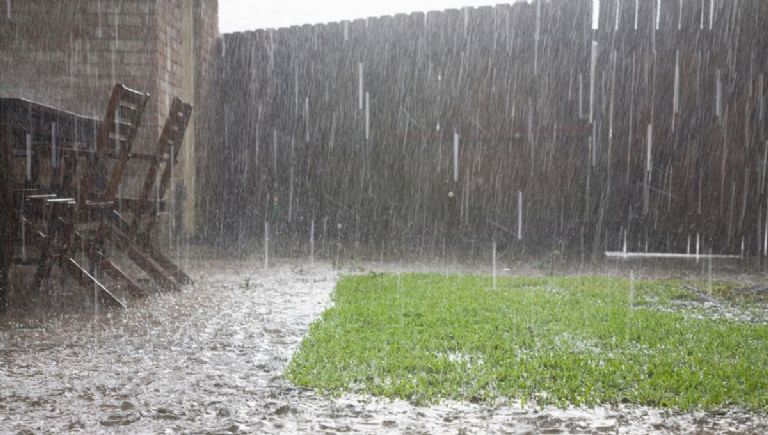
left=31, top=205, right=58, bottom=294
left=62, top=257, right=125, bottom=309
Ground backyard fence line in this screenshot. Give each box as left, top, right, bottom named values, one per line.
left=200, top=0, right=768, bottom=259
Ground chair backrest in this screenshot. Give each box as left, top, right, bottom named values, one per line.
left=130, top=97, right=193, bottom=239
left=78, top=84, right=149, bottom=208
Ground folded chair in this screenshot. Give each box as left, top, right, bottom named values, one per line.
left=122, top=97, right=194, bottom=287
left=25, top=84, right=150, bottom=308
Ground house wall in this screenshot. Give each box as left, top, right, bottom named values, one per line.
left=0, top=0, right=219, bottom=235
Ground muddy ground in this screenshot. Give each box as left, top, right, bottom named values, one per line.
left=1, top=256, right=767, bottom=434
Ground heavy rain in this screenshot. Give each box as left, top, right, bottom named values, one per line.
left=2, top=0, right=768, bottom=433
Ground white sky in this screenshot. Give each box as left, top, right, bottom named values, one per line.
left=219, top=0, right=516, bottom=33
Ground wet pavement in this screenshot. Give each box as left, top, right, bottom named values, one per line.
left=1, top=257, right=767, bottom=434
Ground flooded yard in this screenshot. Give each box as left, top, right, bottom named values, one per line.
left=1, top=257, right=767, bottom=434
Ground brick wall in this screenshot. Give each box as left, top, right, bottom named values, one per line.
left=192, top=0, right=219, bottom=233
left=0, top=0, right=219, bottom=232
left=1, top=0, right=160, bottom=151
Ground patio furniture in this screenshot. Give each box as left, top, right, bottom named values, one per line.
left=0, top=84, right=194, bottom=312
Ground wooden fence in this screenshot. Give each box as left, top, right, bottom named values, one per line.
left=198, top=0, right=768, bottom=259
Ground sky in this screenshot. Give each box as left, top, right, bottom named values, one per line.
left=219, top=0, right=516, bottom=33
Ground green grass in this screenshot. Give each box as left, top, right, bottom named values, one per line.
left=286, top=273, right=768, bottom=411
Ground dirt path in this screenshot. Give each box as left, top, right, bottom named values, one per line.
left=1, top=258, right=766, bottom=434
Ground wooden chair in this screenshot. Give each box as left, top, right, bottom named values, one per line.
left=25, top=84, right=150, bottom=308
left=100, top=97, right=194, bottom=291
left=6, top=85, right=194, bottom=311
left=125, top=97, right=194, bottom=286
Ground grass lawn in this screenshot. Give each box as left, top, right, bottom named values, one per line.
left=286, top=273, right=768, bottom=411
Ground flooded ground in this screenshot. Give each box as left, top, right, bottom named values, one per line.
left=2, top=255, right=768, bottom=434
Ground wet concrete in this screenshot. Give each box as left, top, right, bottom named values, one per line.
left=1, top=257, right=767, bottom=434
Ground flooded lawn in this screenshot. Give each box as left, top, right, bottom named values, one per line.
left=1, top=257, right=767, bottom=434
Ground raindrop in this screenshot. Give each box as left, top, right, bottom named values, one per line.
left=623, top=228, right=628, bottom=253
left=272, top=129, right=278, bottom=174
left=358, top=61, right=364, bottom=110
left=528, top=98, right=535, bottom=167
left=673, top=50, right=680, bottom=114
left=93, top=280, right=99, bottom=317
left=591, top=123, right=598, bottom=167
left=741, top=237, right=745, bottom=257
left=715, top=68, right=722, bottom=118
left=25, top=133, right=32, bottom=181
left=609, top=49, right=617, bottom=139
left=534, top=0, right=540, bottom=74
left=578, top=73, right=584, bottom=118
left=20, top=217, right=26, bottom=262
left=304, top=96, right=309, bottom=142
left=264, top=220, right=270, bottom=270
left=453, top=131, right=459, bottom=182
left=764, top=194, right=768, bottom=255
left=365, top=91, right=370, bottom=141
left=51, top=122, right=58, bottom=169
left=397, top=272, right=404, bottom=327
left=169, top=144, right=175, bottom=245
left=643, top=124, right=652, bottom=215
left=329, top=112, right=336, bottom=150
left=696, top=232, right=701, bottom=262
left=760, top=74, right=765, bottom=139
left=254, top=122, right=260, bottom=160
left=592, top=0, right=600, bottom=30
left=634, top=0, right=639, bottom=30
left=288, top=138, right=294, bottom=223
left=707, top=249, right=713, bottom=293
left=517, top=190, right=523, bottom=240
left=463, top=7, right=469, bottom=37
left=492, top=240, right=497, bottom=290
left=646, top=124, right=653, bottom=172
left=589, top=41, right=598, bottom=123
left=268, top=30, right=274, bottom=70
left=310, top=219, right=315, bottom=268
